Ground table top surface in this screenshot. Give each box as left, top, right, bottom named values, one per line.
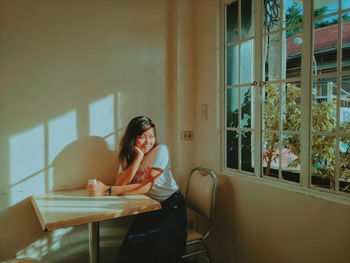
left=30, top=189, right=161, bottom=231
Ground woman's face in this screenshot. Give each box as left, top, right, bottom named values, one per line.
left=135, top=128, right=156, bottom=154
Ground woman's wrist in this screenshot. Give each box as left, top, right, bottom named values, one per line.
left=104, top=185, right=110, bottom=196
left=136, top=150, right=144, bottom=159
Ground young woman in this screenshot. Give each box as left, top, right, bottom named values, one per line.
left=87, top=116, right=187, bottom=263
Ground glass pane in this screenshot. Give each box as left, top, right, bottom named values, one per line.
left=312, top=78, right=336, bottom=132
left=264, top=0, right=281, bottom=33
left=283, top=82, right=301, bottom=131
left=285, top=27, right=303, bottom=79
left=263, top=132, right=280, bottom=177
left=240, top=40, right=254, bottom=84
left=226, top=88, right=239, bottom=128
left=282, top=134, right=300, bottom=183
left=226, top=1, right=239, bottom=43
left=227, top=130, right=238, bottom=169
left=340, top=76, right=350, bottom=131
left=264, top=33, right=281, bottom=81
left=313, top=16, right=338, bottom=75
left=342, top=0, right=350, bottom=10
left=241, top=86, right=253, bottom=128
left=263, top=83, right=280, bottom=130
left=227, top=45, right=239, bottom=86
left=342, top=12, right=350, bottom=71
left=241, top=131, right=254, bottom=173
left=340, top=136, right=350, bottom=193
left=311, top=135, right=336, bottom=190
left=284, top=0, right=303, bottom=27
left=241, top=0, right=254, bottom=39
left=314, top=0, right=338, bottom=18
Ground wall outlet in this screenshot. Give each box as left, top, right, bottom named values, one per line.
left=181, top=131, right=193, bottom=141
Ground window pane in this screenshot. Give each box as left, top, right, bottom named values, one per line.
left=314, top=16, right=338, bottom=75
left=340, top=76, right=350, bottom=131
left=312, top=78, right=336, bottom=132
left=284, top=0, right=303, bottom=27
left=314, top=0, right=338, bottom=18
left=227, top=130, right=238, bottom=169
left=264, top=33, right=281, bottom=81
left=340, top=136, right=350, bottom=193
left=241, top=0, right=254, bottom=39
left=227, top=45, right=239, bottom=86
left=283, top=82, right=301, bottom=131
left=240, top=40, right=254, bottom=84
left=264, top=0, right=280, bottom=33
left=226, top=88, right=239, bottom=128
left=282, top=134, right=300, bottom=183
left=263, top=132, right=279, bottom=177
left=263, top=83, right=280, bottom=130
left=241, top=131, right=254, bottom=173
left=311, top=135, right=336, bottom=190
left=226, top=1, right=239, bottom=43
left=285, top=28, right=303, bottom=79
left=342, top=12, right=350, bottom=71
left=342, top=0, right=350, bottom=10
left=241, top=86, right=253, bottom=128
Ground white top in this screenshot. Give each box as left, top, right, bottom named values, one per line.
left=130, top=144, right=178, bottom=202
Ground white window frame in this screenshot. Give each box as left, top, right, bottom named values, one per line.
left=221, top=0, right=350, bottom=205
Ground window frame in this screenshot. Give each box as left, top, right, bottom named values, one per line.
left=221, top=0, right=350, bottom=204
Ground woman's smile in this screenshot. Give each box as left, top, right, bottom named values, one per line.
left=136, top=128, right=155, bottom=154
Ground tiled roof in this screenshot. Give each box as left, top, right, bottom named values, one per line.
left=287, top=20, right=350, bottom=58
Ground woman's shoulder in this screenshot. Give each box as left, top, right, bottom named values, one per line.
left=155, top=144, right=167, bottom=150
left=153, top=144, right=169, bottom=154
left=146, top=144, right=169, bottom=159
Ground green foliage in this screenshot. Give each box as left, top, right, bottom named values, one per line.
left=263, top=82, right=350, bottom=184
left=285, top=3, right=303, bottom=37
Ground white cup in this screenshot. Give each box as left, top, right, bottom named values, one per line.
left=88, top=179, right=97, bottom=185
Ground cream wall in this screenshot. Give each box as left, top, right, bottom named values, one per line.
left=0, top=0, right=195, bottom=261
left=193, top=1, right=350, bottom=263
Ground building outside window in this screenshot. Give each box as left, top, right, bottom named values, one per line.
left=224, top=0, right=350, bottom=200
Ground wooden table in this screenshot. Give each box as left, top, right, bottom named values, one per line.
left=30, top=189, right=161, bottom=263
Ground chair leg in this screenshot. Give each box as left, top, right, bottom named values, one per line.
left=206, top=249, right=212, bottom=263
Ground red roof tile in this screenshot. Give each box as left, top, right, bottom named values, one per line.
left=286, top=20, right=350, bottom=58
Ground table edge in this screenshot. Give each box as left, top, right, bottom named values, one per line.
left=30, top=196, right=48, bottom=232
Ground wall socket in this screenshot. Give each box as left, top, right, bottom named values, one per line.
left=181, top=131, right=193, bottom=141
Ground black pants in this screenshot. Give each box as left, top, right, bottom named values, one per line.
left=116, top=190, right=187, bottom=263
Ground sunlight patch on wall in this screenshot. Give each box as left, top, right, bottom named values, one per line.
left=48, top=166, right=54, bottom=192
left=104, top=135, right=115, bottom=151
left=9, top=124, right=45, bottom=186
left=117, top=91, right=126, bottom=129
left=10, top=171, right=46, bottom=206
left=89, top=94, right=115, bottom=150
left=48, top=110, right=77, bottom=165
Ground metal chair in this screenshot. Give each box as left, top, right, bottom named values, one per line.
left=182, top=167, right=217, bottom=262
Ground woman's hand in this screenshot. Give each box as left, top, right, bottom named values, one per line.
left=87, top=181, right=108, bottom=196
left=133, top=145, right=144, bottom=157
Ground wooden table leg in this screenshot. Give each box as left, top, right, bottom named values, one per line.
left=88, top=221, right=100, bottom=263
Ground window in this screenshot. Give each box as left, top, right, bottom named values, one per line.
left=224, top=0, right=350, bottom=200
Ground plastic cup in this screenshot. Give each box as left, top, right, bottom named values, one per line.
left=88, top=179, right=97, bottom=185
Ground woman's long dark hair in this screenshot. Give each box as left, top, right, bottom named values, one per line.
left=119, top=116, right=158, bottom=170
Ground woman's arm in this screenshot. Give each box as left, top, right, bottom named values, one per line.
left=114, top=146, right=144, bottom=186
left=88, top=168, right=163, bottom=196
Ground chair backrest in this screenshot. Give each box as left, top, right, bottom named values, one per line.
left=185, top=167, right=217, bottom=239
